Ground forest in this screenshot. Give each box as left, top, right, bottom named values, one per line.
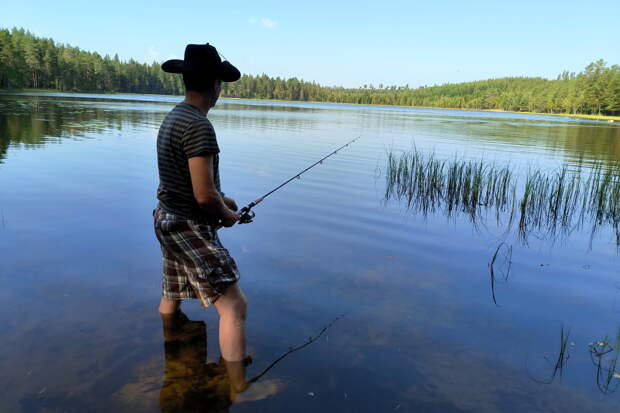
left=1, top=28, right=619, bottom=116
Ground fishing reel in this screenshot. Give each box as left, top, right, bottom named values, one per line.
left=238, top=206, right=255, bottom=224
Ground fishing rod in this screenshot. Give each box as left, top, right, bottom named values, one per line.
left=237, top=136, right=360, bottom=224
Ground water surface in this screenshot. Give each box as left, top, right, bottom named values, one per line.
left=1, top=92, right=620, bottom=412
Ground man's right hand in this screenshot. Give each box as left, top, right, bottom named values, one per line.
left=188, top=155, right=240, bottom=228
left=221, top=208, right=240, bottom=227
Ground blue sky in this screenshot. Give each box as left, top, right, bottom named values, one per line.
left=2, top=0, right=619, bottom=88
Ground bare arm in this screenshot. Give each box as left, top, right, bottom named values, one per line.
left=188, top=155, right=238, bottom=226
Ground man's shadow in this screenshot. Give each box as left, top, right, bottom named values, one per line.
left=159, top=311, right=279, bottom=412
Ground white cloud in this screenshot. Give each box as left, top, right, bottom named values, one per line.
left=248, top=17, right=277, bottom=29
left=260, top=17, right=277, bottom=28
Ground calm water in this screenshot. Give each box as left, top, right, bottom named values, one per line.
left=1, top=92, right=620, bottom=412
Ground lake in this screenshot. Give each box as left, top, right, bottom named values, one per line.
left=1, top=91, right=620, bottom=412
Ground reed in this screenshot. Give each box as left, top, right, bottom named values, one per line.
left=384, top=147, right=620, bottom=245
left=529, top=325, right=571, bottom=384
left=385, top=147, right=515, bottom=222
left=488, top=242, right=512, bottom=306
left=589, top=332, right=620, bottom=394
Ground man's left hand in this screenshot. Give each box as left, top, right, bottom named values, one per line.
left=223, top=196, right=238, bottom=211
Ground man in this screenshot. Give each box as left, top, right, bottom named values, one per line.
left=154, top=43, right=247, bottom=363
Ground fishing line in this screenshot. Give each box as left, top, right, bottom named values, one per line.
left=236, top=136, right=361, bottom=224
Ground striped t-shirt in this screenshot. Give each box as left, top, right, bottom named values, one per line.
left=156, top=102, right=221, bottom=219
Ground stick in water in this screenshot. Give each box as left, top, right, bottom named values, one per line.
left=248, top=314, right=345, bottom=383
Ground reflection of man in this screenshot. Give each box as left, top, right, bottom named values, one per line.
left=154, top=43, right=247, bottom=363
left=160, top=311, right=250, bottom=412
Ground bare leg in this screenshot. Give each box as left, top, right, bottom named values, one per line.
left=159, top=296, right=181, bottom=314
left=214, top=283, right=247, bottom=362
left=224, top=358, right=251, bottom=400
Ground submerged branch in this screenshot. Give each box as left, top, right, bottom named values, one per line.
left=248, top=315, right=344, bottom=383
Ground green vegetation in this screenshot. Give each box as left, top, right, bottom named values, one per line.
left=384, top=147, right=620, bottom=245
left=588, top=331, right=620, bottom=394
left=225, top=66, right=620, bottom=117
left=0, top=28, right=183, bottom=94
left=1, top=27, right=620, bottom=116
left=385, top=148, right=516, bottom=221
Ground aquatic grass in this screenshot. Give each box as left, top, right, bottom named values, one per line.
left=528, top=325, right=572, bottom=384
left=588, top=331, right=620, bottom=394
left=385, top=147, right=515, bottom=224
left=488, top=242, right=512, bottom=306
left=384, top=146, right=620, bottom=245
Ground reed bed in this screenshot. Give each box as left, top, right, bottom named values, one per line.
left=384, top=147, right=620, bottom=244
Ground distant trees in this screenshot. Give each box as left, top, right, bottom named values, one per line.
left=224, top=64, right=620, bottom=116
left=1, top=28, right=619, bottom=116
left=0, top=28, right=183, bottom=94
left=222, top=70, right=620, bottom=116
left=577, top=59, right=620, bottom=115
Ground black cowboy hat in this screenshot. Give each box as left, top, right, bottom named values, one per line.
left=161, top=43, right=240, bottom=82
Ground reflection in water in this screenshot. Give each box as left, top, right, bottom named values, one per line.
left=0, top=95, right=166, bottom=163
left=409, top=113, right=620, bottom=165
left=160, top=311, right=278, bottom=412
left=0, top=94, right=325, bottom=164
left=217, top=101, right=323, bottom=114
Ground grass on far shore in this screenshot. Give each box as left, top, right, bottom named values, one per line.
left=485, top=109, right=620, bottom=122
left=2, top=87, right=619, bottom=122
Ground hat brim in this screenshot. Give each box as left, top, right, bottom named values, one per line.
left=161, top=59, right=241, bottom=82
left=161, top=59, right=185, bottom=73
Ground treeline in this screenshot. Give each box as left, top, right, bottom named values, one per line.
left=1, top=28, right=619, bottom=116
left=223, top=63, right=620, bottom=116
left=0, top=28, right=183, bottom=94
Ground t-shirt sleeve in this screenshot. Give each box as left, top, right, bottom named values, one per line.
left=181, top=119, right=220, bottom=158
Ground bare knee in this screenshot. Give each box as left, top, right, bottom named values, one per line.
left=229, top=293, right=247, bottom=321
left=159, top=296, right=181, bottom=314
left=234, top=296, right=247, bottom=321
left=215, top=285, right=247, bottom=321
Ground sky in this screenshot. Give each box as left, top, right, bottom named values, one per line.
left=2, top=0, right=619, bottom=88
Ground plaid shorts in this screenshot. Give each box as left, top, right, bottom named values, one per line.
left=153, top=205, right=240, bottom=307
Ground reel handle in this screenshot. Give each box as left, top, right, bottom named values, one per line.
left=238, top=206, right=255, bottom=224
left=213, top=206, right=255, bottom=229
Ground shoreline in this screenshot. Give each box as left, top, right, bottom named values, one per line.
left=221, top=96, right=620, bottom=122
left=2, top=88, right=619, bottom=122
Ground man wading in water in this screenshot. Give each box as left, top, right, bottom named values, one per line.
left=154, top=44, right=248, bottom=365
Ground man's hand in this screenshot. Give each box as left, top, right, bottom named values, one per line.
left=223, top=196, right=238, bottom=211
left=188, top=156, right=240, bottom=228
left=221, top=208, right=240, bottom=228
